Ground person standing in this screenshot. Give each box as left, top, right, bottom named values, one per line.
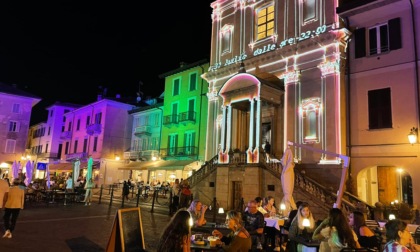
left=122, top=180, right=130, bottom=201
left=2, top=178, right=25, bottom=239
left=0, top=170, right=10, bottom=230
left=83, top=178, right=94, bottom=206
left=179, top=180, right=192, bottom=209
left=64, top=175, right=73, bottom=205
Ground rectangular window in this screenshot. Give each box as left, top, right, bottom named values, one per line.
left=65, top=142, right=69, bottom=154
left=184, top=131, right=196, bottom=155
left=188, top=99, right=196, bottom=120
left=173, top=78, right=180, bottom=96
left=368, top=88, right=392, bottom=129
left=5, top=139, right=16, bottom=153
left=303, top=0, right=316, bottom=22
left=48, top=127, right=51, bottom=135
left=221, top=28, right=232, bottom=54
left=168, top=134, right=178, bottom=156
left=95, top=112, right=102, bottom=124
left=189, top=73, right=197, bottom=91
left=12, top=104, right=20, bottom=113
left=83, top=139, right=88, bottom=153
left=45, top=143, right=49, bottom=153
left=257, top=5, right=275, bottom=40
left=74, top=140, right=78, bottom=153
left=93, top=137, right=98, bottom=152
left=369, top=24, right=389, bottom=55
left=86, top=116, right=91, bottom=127
left=68, top=122, right=72, bottom=131
left=77, top=119, right=80, bottom=130
left=8, top=121, right=19, bottom=132
left=171, top=103, right=178, bottom=123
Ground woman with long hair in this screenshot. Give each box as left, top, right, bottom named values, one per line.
left=313, top=208, right=360, bottom=252
left=187, top=199, right=208, bottom=227
left=348, top=211, right=380, bottom=249
left=263, top=195, right=277, bottom=217
left=288, top=202, right=316, bottom=252
left=156, top=209, right=192, bottom=252
left=212, top=210, right=252, bottom=251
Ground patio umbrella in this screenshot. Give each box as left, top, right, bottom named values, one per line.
left=86, top=156, right=93, bottom=181
left=12, top=160, right=19, bottom=180
left=24, top=160, right=34, bottom=186
left=46, top=164, right=51, bottom=189
left=73, top=159, right=81, bottom=183
left=281, top=146, right=297, bottom=217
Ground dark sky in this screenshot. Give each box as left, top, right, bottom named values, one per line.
left=0, top=1, right=213, bottom=125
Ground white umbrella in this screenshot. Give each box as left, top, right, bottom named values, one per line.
left=24, top=161, right=34, bottom=186
left=73, top=159, right=81, bottom=184
left=281, top=146, right=297, bottom=217
left=46, top=164, right=51, bottom=189
left=12, top=160, right=19, bottom=180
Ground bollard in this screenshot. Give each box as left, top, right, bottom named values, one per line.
left=98, top=184, right=103, bottom=204
left=136, top=186, right=141, bottom=207
left=151, top=190, right=157, bottom=213
left=109, top=185, right=114, bottom=207
left=169, top=190, right=173, bottom=215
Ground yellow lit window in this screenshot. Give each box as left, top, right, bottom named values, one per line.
left=257, top=5, right=275, bottom=40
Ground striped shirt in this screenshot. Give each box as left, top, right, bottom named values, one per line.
left=383, top=241, right=411, bottom=252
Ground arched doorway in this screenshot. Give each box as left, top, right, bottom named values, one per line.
left=357, top=166, right=413, bottom=206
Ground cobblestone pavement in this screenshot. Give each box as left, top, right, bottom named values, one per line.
left=0, top=199, right=172, bottom=252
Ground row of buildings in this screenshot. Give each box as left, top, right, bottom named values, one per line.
left=1, top=0, right=419, bottom=212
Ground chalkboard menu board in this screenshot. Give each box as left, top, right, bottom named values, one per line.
left=107, top=207, right=145, bottom=252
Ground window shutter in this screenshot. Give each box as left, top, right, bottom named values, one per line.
left=355, top=28, right=366, bottom=58
left=389, top=17, right=402, bottom=50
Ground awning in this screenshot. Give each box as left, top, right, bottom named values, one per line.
left=118, top=160, right=199, bottom=171
left=47, top=161, right=100, bottom=172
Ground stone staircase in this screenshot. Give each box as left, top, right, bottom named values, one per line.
left=187, top=154, right=375, bottom=221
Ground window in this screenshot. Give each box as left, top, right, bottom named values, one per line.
left=221, top=25, right=233, bottom=54
left=189, top=73, right=197, bottom=91
left=5, top=139, right=16, bottom=153
left=77, top=119, right=80, bottom=130
left=368, top=88, right=392, bottom=129
left=95, top=112, right=102, bottom=124
left=93, top=137, right=98, bottom=152
left=45, top=143, right=49, bottom=153
left=173, top=78, right=180, bottom=96
left=302, top=0, right=316, bottom=23
left=65, top=142, right=69, bottom=154
left=86, top=116, right=91, bottom=127
left=83, top=139, right=88, bottom=153
left=8, top=121, right=19, bottom=132
left=171, top=102, right=179, bottom=123
left=256, top=5, right=275, bottom=40
left=74, top=140, right=78, bottom=153
left=68, top=122, right=72, bottom=131
left=12, top=104, right=20, bottom=113
left=168, top=134, right=178, bottom=155
left=301, top=98, right=321, bottom=143
left=184, top=131, right=196, bottom=155
left=48, top=127, right=51, bottom=135
left=188, top=98, right=196, bottom=120
left=355, top=18, right=401, bottom=58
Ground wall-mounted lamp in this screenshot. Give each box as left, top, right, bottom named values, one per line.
left=408, top=127, right=418, bottom=145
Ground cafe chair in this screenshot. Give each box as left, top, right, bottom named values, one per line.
left=414, top=226, right=420, bottom=244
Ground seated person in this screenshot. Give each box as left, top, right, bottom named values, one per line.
left=288, top=202, right=316, bottom=252
left=255, top=196, right=268, bottom=215
left=263, top=195, right=277, bottom=217
left=187, top=199, right=208, bottom=227
left=349, top=211, right=381, bottom=250
left=243, top=199, right=265, bottom=252
left=213, top=210, right=252, bottom=251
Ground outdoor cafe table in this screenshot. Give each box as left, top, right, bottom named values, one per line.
left=264, top=216, right=287, bottom=231
left=190, top=241, right=220, bottom=251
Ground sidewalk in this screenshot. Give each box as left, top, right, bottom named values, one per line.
left=0, top=201, right=172, bottom=252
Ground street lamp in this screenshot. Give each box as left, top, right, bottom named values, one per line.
left=408, top=127, right=418, bottom=145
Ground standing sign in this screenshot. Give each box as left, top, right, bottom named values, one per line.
left=106, top=207, right=146, bottom=252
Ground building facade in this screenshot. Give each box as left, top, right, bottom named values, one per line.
left=337, top=0, right=420, bottom=206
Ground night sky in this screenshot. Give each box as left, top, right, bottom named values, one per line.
left=0, top=1, right=213, bottom=125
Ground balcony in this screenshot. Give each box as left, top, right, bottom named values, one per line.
left=160, top=146, right=198, bottom=158
left=66, top=152, right=88, bottom=161
left=86, top=123, right=102, bottom=135
left=179, top=111, right=196, bottom=124
left=60, top=131, right=72, bottom=140
left=123, top=150, right=160, bottom=161
left=134, top=125, right=152, bottom=137
left=37, top=152, right=59, bottom=159
left=163, top=114, right=178, bottom=126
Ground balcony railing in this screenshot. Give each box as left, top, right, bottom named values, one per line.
left=163, top=114, right=178, bottom=126
left=86, top=123, right=102, bottom=135
left=134, top=125, right=152, bottom=137
left=123, top=150, right=160, bottom=161
left=160, top=146, right=197, bottom=158
left=179, top=111, right=196, bottom=124
left=66, top=152, right=88, bottom=161
left=60, top=131, right=72, bottom=140
left=37, top=152, right=59, bottom=159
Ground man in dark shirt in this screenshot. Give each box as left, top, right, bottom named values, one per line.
left=243, top=200, right=265, bottom=251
